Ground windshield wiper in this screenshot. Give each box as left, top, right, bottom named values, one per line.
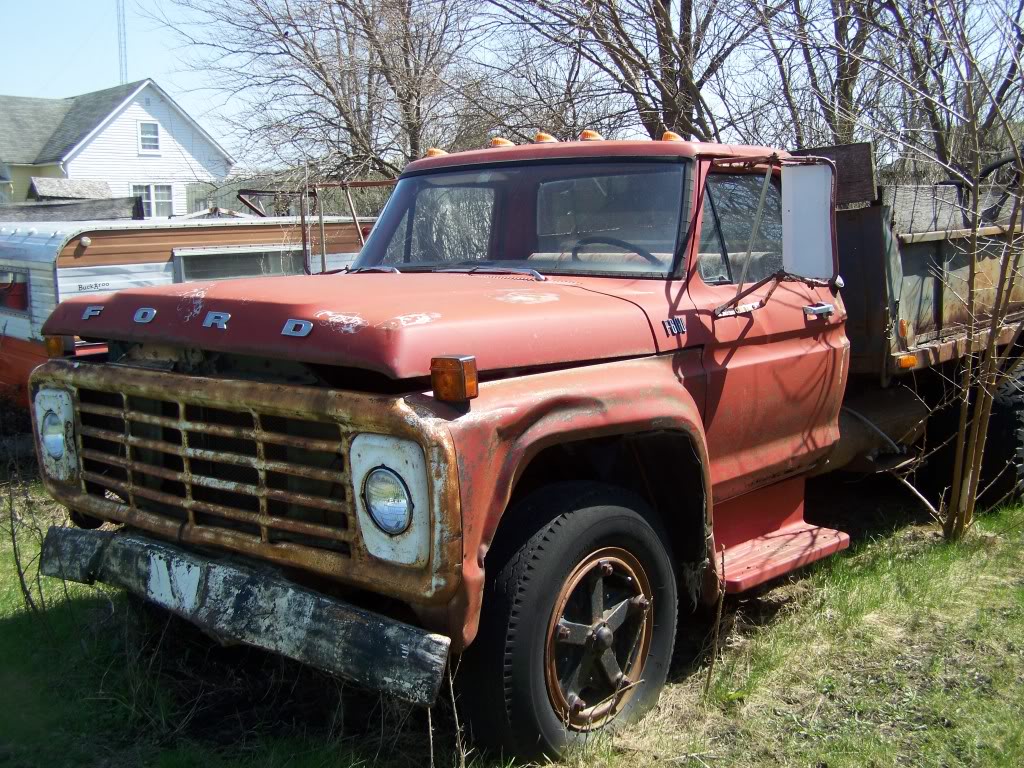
left=345, top=265, right=401, bottom=274
left=437, top=265, right=547, bottom=282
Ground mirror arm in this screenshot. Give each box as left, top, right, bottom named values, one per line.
left=714, top=270, right=783, bottom=317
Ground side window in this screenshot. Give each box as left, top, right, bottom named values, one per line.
left=0, top=268, right=30, bottom=314
left=696, top=173, right=784, bottom=285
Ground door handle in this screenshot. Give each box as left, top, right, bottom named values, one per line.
left=803, top=303, right=834, bottom=318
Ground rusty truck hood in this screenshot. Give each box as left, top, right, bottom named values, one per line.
left=44, top=272, right=658, bottom=378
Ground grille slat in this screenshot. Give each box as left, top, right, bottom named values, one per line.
left=79, top=425, right=348, bottom=484
left=80, top=448, right=351, bottom=515
left=80, top=471, right=354, bottom=545
left=76, top=386, right=354, bottom=558
left=80, top=403, right=346, bottom=453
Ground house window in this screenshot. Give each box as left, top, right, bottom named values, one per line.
left=138, top=121, right=160, bottom=152
left=132, top=184, right=174, bottom=218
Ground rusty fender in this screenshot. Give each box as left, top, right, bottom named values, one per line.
left=412, top=354, right=716, bottom=650
left=40, top=526, right=450, bottom=706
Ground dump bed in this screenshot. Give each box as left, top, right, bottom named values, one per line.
left=836, top=184, right=1021, bottom=379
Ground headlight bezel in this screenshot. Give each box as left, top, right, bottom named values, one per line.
left=362, top=465, right=414, bottom=535
left=349, top=433, right=431, bottom=567
left=32, top=387, right=78, bottom=483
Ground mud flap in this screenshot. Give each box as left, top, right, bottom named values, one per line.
left=39, top=526, right=451, bottom=706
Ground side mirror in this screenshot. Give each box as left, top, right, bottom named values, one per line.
left=782, top=163, right=835, bottom=280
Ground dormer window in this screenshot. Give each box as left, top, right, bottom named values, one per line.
left=139, top=121, right=160, bottom=153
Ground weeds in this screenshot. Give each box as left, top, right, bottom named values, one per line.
left=1, top=472, right=1022, bottom=767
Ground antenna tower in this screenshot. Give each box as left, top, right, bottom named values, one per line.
left=116, top=0, right=128, bottom=84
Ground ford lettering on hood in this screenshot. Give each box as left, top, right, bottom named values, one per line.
left=44, top=272, right=658, bottom=379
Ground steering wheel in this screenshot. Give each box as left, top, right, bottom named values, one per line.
left=570, top=235, right=662, bottom=266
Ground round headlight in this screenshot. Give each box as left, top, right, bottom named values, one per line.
left=362, top=467, right=413, bottom=535
left=41, top=409, right=66, bottom=460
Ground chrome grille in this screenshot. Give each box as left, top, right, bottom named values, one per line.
left=75, top=387, right=354, bottom=555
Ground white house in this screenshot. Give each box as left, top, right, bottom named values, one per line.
left=0, top=80, right=233, bottom=217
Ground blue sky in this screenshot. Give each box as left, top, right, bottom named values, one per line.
left=0, top=0, right=237, bottom=151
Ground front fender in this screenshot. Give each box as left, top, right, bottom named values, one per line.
left=436, top=352, right=711, bottom=649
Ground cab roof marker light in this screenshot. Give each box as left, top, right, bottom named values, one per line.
left=490, top=137, right=515, bottom=147
left=662, top=131, right=684, bottom=142
left=534, top=132, right=558, bottom=143
left=424, top=147, right=448, bottom=157
left=579, top=129, right=604, bottom=141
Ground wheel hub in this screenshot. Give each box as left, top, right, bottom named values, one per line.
left=544, top=547, right=654, bottom=730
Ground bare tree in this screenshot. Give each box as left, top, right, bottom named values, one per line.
left=158, top=0, right=483, bottom=179
left=739, top=0, right=880, bottom=148
left=459, top=29, right=638, bottom=142
left=486, top=0, right=772, bottom=140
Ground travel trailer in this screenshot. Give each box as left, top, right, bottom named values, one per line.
left=0, top=216, right=371, bottom=402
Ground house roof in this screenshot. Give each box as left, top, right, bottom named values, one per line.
left=0, top=79, right=234, bottom=166
left=29, top=177, right=112, bottom=199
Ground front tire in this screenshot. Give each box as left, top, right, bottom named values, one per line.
left=459, top=484, right=677, bottom=759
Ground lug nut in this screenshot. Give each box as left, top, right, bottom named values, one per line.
left=599, top=560, right=614, bottom=577
left=557, top=625, right=570, bottom=641
left=630, top=595, right=651, bottom=612
left=567, top=693, right=586, bottom=713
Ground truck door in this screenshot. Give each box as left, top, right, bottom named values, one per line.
left=687, top=163, right=848, bottom=501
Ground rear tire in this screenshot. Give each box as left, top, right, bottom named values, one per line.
left=458, top=483, right=677, bottom=760
left=978, top=369, right=1024, bottom=505
left=920, top=369, right=1024, bottom=508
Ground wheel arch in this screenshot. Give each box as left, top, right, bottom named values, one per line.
left=443, top=360, right=715, bottom=649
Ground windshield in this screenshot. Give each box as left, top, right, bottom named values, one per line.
left=353, top=161, right=688, bottom=277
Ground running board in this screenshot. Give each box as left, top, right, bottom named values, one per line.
left=721, top=522, right=849, bottom=592
left=713, top=477, right=850, bottom=593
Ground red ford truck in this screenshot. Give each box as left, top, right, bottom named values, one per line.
left=30, top=135, right=1023, bottom=758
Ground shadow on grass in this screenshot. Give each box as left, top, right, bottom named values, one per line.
left=668, top=472, right=933, bottom=684
left=0, top=588, right=470, bottom=768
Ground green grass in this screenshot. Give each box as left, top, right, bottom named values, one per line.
left=2, top=477, right=1023, bottom=767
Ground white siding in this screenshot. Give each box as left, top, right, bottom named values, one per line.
left=0, top=257, right=56, bottom=341
left=63, top=84, right=232, bottom=217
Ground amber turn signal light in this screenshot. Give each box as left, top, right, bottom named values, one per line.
left=44, top=335, right=67, bottom=358
left=431, top=355, right=479, bottom=403
left=896, top=354, right=917, bottom=370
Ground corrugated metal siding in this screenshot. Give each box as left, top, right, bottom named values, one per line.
left=63, top=84, right=231, bottom=217
left=0, top=257, right=56, bottom=341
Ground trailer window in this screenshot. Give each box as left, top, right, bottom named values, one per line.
left=176, top=248, right=306, bottom=281
left=0, top=268, right=29, bottom=314
left=697, top=173, right=783, bottom=285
